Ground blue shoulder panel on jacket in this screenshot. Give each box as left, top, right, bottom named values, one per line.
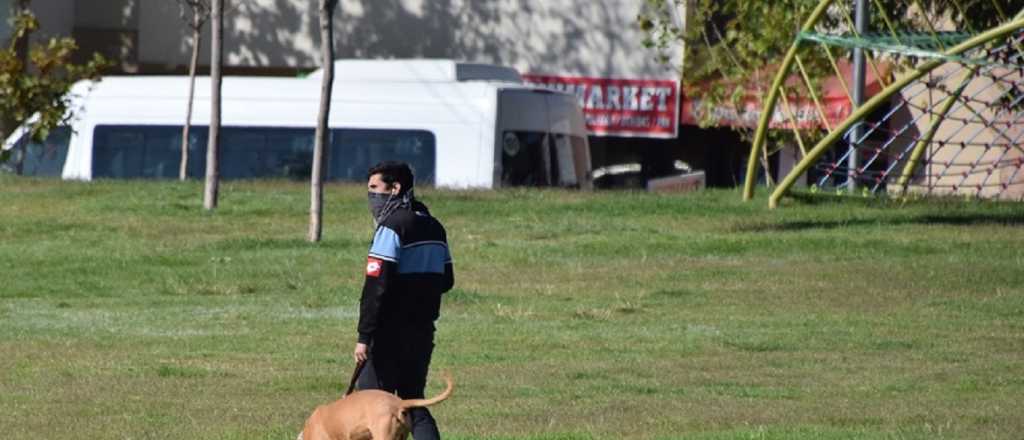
left=369, top=226, right=401, bottom=262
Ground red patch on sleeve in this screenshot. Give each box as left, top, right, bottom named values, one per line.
left=366, top=257, right=383, bottom=277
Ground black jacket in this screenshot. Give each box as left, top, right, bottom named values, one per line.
left=358, top=201, right=454, bottom=344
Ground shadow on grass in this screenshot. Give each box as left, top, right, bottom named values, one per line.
left=735, top=191, right=1024, bottom=232
left=735, top=212, right=1024, bottom=232
left=783, top=190, right=1024, bottom=209
left=204, top=236, right=360, bottom=252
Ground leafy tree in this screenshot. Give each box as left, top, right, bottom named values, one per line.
left=0, top=1, right=108, bottom=164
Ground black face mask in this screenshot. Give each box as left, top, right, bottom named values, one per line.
left=368, top=191, right=393, bottom=224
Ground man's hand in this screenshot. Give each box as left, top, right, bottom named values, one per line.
left=353, top=342, right=369, bottom=365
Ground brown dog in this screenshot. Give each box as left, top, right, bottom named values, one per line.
left=299, top=375, right=453, bottom=440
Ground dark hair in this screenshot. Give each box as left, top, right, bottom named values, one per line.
left=367, top=161, right=414, bottom=194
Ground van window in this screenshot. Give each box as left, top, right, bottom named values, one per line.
left=222, top=127, right=313, bottom=179
left=5, top=126, right=72, bottom=177
left=562, top=134, right=591, bottom=188
left=93, top=125, right=203, bottom=178
left=501, top=130, right=583, bottom=187
left=330, top=129, right=436, bottom=184
left=91, top=125, right=435, bottom=182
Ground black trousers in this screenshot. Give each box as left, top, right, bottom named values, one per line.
left=355, top=331, right=439, bottom=440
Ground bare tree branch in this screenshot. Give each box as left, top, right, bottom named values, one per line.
left=177, top=0, right=211, bottom=30
left=175, top=0, right=211, bottom=181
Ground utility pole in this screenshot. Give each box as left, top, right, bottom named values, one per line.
left=849, top=0, right=869, bottom=192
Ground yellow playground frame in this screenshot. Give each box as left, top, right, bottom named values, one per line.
left=742, top=0, right=1024, bottom=207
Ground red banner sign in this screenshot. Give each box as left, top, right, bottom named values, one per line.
left=523, top=75, right=680, bottom=138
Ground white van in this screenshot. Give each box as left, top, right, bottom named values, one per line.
left=2, top=59, right=592, bottom=189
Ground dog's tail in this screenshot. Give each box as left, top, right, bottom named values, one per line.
left=399, top=373, right=454, bottom=409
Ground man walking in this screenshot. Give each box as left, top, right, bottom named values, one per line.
left=353, top=161, right=454, bottom=440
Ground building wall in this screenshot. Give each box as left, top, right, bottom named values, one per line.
left=135, top=0, right=678, bottom=80
left=139, top=0, right=317, bottom=72
left=27, top=0, right=73, bottom=45
left=5, top=0, right=131, bottom=65
left=71, top=0, right=138, bottom=70
left=21, top=0, right=682, bottom=80
left=336, top=0, right=677, bottom=79
left=75, top=0, right=136, bottom=29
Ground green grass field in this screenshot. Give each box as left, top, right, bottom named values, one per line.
left=1, top=175, right=1023, bottom=440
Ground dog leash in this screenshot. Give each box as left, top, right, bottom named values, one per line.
left=344, top=360, right=366, bottom=396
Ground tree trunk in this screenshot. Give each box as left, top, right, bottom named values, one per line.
left=203, top=0, right=223, bottom=210
left=180, top=12, right=202, bottom=181
left=309, top=0, right=336, bottom=242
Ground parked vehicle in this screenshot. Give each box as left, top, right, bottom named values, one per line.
left=3, top=59, right=592, bottom=189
